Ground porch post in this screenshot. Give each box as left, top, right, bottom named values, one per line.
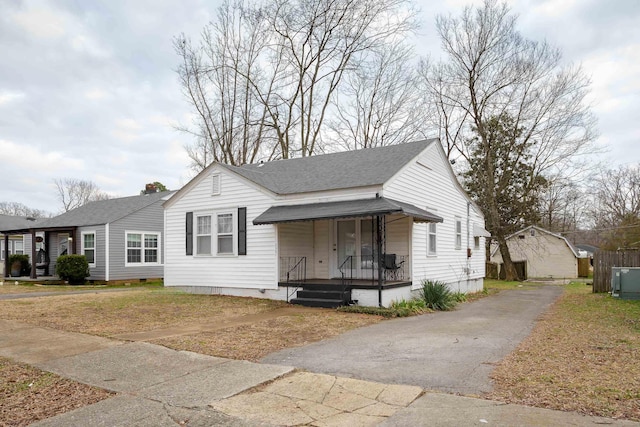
left=3, top=234, right=8, bottom=278
left=376, top=215, right=384, bottom=308
left=30, top=229, right=37, bottom=279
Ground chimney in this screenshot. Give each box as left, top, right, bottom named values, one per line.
left=144, top=183, right=158, bottom=194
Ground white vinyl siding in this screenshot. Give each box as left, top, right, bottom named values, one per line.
left=81, top=231, right=96, bottom=267
left=384, top=142, right=485, bottom=291
left=164, top=167, right=277, bottom=290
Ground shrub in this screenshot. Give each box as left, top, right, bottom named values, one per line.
left=390, top=298, right=429, bottom=315
left=9, top=254, right=30, bottom=276
left=419, top=279, right=457, bottom=311
left=337, top=305, right=410, bottom=318
left=452, top=292, right=468, bottom=303
left=55, top=255, right=90, bottom=285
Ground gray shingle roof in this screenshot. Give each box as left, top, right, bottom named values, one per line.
left=223, top=139, right=436, bottom=194
left=0, top=214, right=39, bottom=232
left=30, top=191, right=173, bottom=230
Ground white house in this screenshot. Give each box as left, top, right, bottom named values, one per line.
left=163, top=139, right=488, bottom=307
left=490, top=225, right=582, bottom=279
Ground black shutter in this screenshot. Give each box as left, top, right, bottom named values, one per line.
left=186, top=212, right=193, bottom=255
left=238, top=207, right=247, bottom=255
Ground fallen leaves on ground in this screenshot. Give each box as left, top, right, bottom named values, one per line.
left=0, top=357, right=112, bottom=427
left=487, top=284, right=640, bottom=421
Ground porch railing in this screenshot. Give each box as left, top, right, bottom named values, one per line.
left=338, top=255, right=353, bottom=295
left=280, top=256, right=307, bottom=302
left=337, top=254, right=409, bottom=282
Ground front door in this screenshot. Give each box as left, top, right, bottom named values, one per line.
left=334, top=218, right=376, bottom=279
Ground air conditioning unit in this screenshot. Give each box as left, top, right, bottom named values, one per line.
left=611, top=267, right=640, bottom=300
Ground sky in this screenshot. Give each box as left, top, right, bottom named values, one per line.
left=1, top=0, right=639, bottom=214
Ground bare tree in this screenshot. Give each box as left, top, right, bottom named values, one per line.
left=538, top=175, right=588, bottom=233
left=328, top=41, right=429, bottom=150
left=0, top=202, right=50, bottom=218
left=54, top=178, right=111, bottom=212
left=424, top=0, right=597, bottom=280
left=176, top=0, right=418, bottom=169
left=590, top=164, right=640, bottom=249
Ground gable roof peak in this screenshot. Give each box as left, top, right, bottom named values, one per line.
left=222, top=139, right=437, bottom=195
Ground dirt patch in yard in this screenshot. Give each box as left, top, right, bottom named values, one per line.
left=0, top=289, right=287, bottom=336
left=153, top=309, right=383, bottom=361
left=487, top=283, right=640, bottom=421
left=0, top=357, right=112, bottom=427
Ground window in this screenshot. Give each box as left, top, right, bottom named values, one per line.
left=145, top=234, right=158, bottom=263
left=126, top=232, right=161, bottom=265
left=427, top=223, right=437, bottom=255
left=14, top=239, right=24, bottom=255
left=217, top=213, right=233, bottom=254
left=196, top=215, right=212, bottom=255
left=530, top=228, right=536, bottom=237
left=455, top=218, right=462, bottom=249
left=474, top=236, right=480, bottom=250
left=212, top=174, right=221, bottom=195
left=82, top=232, right=96, bottom=266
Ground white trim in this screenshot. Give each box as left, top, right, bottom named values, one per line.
left=427, top=222, right=437, bottom=256
left=105, top=223, right=110, bottom=281
left=124, top=230, right=162, bottom=267
left=80, top=230, right=97, bottom=268
left=193, top=209, right=239, bottom=257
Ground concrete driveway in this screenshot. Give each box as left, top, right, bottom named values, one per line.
left=262, top=285, right=563, bottom=395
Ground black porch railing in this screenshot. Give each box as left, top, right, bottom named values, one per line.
left=337, top=254, right=408, bottom=282
left=280, top=256, right=307, bottom=302
left=338, top=255, right=353, bottom=295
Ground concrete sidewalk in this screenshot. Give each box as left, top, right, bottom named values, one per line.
left=0, top=319, right=637, bottom=426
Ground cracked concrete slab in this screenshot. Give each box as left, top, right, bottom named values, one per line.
left=139, top=359, right=293, bottom=406
left=210, top=371, right=422, bottom=426
left=0, top=319, right=121, bottom=365
left=30, top=395, right=270, bottom=427
left=380, top=392, right=640, bottom=427
left=37, top=341, right=229, bottom=392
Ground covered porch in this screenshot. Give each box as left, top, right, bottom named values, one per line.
left=254, top=196, right=442, bottom=307
left=2, top=226, right=78, bottom=279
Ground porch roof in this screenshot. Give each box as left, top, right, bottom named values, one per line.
left=253, top=197, right=444, bottom=225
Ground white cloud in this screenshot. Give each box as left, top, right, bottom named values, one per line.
left=0, top=139, right=84, bottom=172
left=0, top=91, right=25, bottom=106
left=12, top=4, right=68, bottom=39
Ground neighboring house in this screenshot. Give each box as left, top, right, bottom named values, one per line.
left=163, top=139, right=488, bottom=307
left=490, top=225, right=582, bottom=279
left=0, top=214, right=39, bottom=277
left=1, top=191, right=173, bottom=281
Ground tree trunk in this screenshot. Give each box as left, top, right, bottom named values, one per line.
left=495, top=234, right=519, bottom=281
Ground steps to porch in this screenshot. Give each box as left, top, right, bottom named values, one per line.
left=289, top=284, right=351, bottom=308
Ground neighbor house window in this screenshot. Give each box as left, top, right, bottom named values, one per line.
left=217, top=213, right=233, bottom=254
left=455, top=218, right=462, bottom=249
left=126, top=232, right=161, bottom=265
left=530, top=228, right=536, bottom=237
left=14, top=239, right=24, bottom=255
left=82, top=232, right=96, bottom=267
left=427, top=223, right=437, bottom=255
left=196, top=215, right=212, bottom=255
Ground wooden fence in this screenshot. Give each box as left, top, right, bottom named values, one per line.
left=593, top=250, right=640, bottom=293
